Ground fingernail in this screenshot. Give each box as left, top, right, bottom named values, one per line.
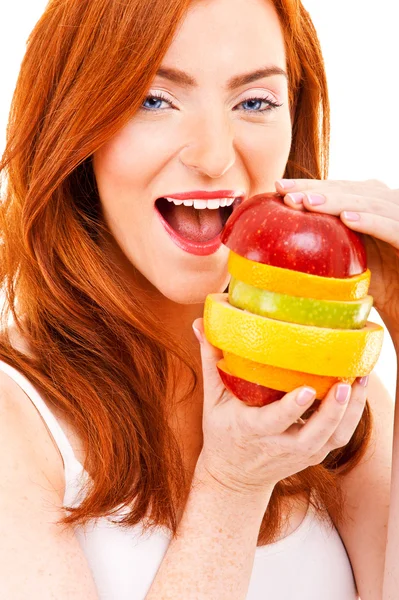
left=307, top=193, right=326, bottom=206
left=276, top=179, right=296, bottom=190
left=192, top=325, right=203, bottom=344
left=297, top=387, right=316, bottom=406
left=286, top=192, right=305, bottom=204
left=342, top=211, right=360, bottom=221
left=336, top=383, right=351, bottom=404
left=358, top=375, right=369, bottom=387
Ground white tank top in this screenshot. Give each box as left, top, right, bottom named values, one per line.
left=0, top=359, right=359, bottom=599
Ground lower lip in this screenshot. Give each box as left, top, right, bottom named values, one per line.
left=155, top=205, right=223, bottom=256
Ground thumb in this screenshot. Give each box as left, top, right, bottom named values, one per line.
left=192, top=318, right=226, bottom=406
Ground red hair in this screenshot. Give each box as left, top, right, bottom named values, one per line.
left=0, top=0, right=372, bottom=545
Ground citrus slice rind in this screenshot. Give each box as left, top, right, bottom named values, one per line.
left=228, top=250, right=371, bottom=301
left=222, top=351, right=355, bottom=400
left=204, top=293, right=384, bottom=378
left=229, top=276, right=373, bottom=329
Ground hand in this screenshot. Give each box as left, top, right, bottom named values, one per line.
left=275, top=178, right=399, bottom=340
left=192, top=318, right=368, bottom=496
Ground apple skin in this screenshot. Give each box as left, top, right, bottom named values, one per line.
left=217, top=361, right=285, bottom=407
left=221, top=193, right=367, bottom=278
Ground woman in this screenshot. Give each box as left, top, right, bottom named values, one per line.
left=0, top=0, right=397, bottom=598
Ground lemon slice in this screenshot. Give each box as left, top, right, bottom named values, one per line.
left=204, top=293, right=384, bottom=377
left=228, top=250, right=371, bottom=301
left=222, top=351, right=355, bottom=400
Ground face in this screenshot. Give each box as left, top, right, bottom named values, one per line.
left=93, top=0, right=292, bottom=306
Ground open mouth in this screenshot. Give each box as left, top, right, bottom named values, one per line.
left=155, top=197, right=242, bottom=243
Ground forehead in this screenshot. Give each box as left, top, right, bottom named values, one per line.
left=162, top=0, right=287, bottom=76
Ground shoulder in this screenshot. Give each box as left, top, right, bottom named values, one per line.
left=0, top=365, right=66, bottom=501
left=331, top=370, right=394, bottom=597
left=0, top=367, right=99, bottom=598
left=365, top=369, right=395, bottom=459
left=337, top=369, right=394, bottom=490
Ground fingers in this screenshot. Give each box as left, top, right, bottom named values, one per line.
left=244, top=385, right=318, bottom=435
left=243, top=377, right=367, bottom=451
left=339, top=212, right=399, bottom=253
left=194, top=312, right=368, bottom=456
left=192, top=318, right=226, bottom=407
left=296, top=378, right=368, bottom=453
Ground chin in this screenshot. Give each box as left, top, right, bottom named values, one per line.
left=156, top=276, right=231, bottom=305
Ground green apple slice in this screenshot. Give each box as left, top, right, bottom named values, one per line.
left=229, top=276, right=373, bottom=329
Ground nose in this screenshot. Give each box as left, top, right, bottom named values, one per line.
left=179, top=113, right=236, bottom=179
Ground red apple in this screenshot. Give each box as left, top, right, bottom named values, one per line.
left=217, top=360, right=285, bottom=407
left=221, top=193, right=367, bottom=278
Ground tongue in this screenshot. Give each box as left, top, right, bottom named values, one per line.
left=165, top=204, right=224, bottom=242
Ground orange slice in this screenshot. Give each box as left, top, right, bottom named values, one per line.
left=204, top=293, right=384, bottom=377
left=228, top=250, right=371, bottom=301
left=222, top=351, right=355, bottom=400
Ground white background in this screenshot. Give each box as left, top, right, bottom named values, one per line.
left=1, top=1, right=398, bottom=400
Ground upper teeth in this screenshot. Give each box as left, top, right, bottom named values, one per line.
left=164, top=197, right=235, bottom=209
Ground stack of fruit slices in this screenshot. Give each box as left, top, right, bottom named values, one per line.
left=204, top=193, right=384, bottom=407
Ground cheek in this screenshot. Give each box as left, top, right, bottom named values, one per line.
left=239, top=120, right=292, bottom=186
left=93, top=120, right=177, bottom=197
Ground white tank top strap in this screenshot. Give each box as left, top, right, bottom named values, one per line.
left=0, top=358, right=82, bottom=476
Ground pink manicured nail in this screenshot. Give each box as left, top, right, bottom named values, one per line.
left=296, top=387, right=316, bottom=406
left=286, top=192, right=305, bottom=204
left=336, top=384, right=351, bottom=404
left=307, top=194, right=326, bottom=206
left=342, top=211, right=360, bottom=221
left=276, top=179, right=296, bottom=190
left=358, top=376, right=369, bottom=387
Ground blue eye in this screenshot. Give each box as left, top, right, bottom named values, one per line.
left=237, top=97, right=282, bottom=113
left=141, top=93, right=172, bottom=111
left=141, top=92, right=283, bottom=113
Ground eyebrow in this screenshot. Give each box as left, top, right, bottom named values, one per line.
left=156, top=65, right=288, bottom=90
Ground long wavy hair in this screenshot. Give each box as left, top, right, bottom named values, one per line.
left=0, top=0, right=372, bottom=545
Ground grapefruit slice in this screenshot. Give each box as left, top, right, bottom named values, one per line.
left=204, top=293, right=384, bottom=377
left=228, top=250, right=371, bottom=301
left=222, top=351, right=355, bottom=400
